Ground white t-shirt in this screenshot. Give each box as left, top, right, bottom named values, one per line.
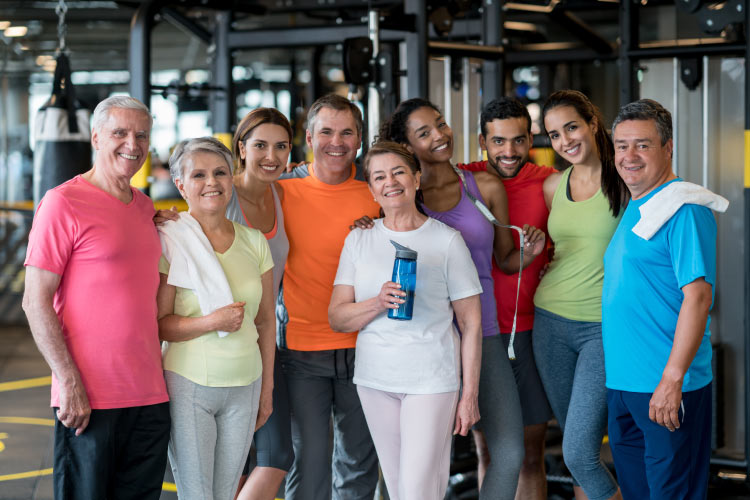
left=334, top=218, right=482, bottom=394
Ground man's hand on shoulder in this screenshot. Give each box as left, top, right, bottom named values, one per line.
left=57, top=377, right=91, bottom=435
left=153, top=206, right=179, bottom=226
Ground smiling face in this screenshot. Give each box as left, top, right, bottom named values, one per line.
left=404, top=106, right=453, bottom=164
left=367, top=152, right=421, bottom=213
left=91, top=107, right=151, bottom=180
left=614, top=119, right=674, bottom=199
left=238, top=123, right=291, bottom=183
left=175, top=151, right=233, bottom=215
left=543, top=105, right=598, bottom=166
left=306, top=107, right=361, bottom=177
left=480, top=117, right=531, bottom=178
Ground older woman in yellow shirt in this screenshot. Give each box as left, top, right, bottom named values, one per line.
left=156, top=137, right=275, bottom=500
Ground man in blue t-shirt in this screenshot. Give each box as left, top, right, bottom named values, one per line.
left=602, top=99, right=716, bottom=499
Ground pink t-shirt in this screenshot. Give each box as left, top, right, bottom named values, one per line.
left=25, top=176, right=168, bottom=409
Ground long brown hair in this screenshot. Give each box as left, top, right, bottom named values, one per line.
left=542, top=90, right=628, bottom=217
left=232, top=108, right=293, bottom=171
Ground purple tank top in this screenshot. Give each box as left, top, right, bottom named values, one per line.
left=422, top=171, right=499, bottom=337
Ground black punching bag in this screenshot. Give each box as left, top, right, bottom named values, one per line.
left=33, top=53, right=91, bottom=206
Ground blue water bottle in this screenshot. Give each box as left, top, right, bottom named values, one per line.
left=388, top=240, right=417, bottom=320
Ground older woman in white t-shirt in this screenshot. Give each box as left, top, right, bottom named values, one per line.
left=328, top=141, right=482, bottom=499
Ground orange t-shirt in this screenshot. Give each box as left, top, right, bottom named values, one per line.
left=280, top=163, right=380, bottom=351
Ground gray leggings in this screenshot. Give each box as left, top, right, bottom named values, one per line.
left=532, top=308, right=618, bottom=500
left=165, top=370, right=261, bottom=500
left=477, top=335, right=524, bottom=500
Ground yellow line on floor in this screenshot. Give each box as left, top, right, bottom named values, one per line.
left=0, top=471, right=178, bottom=493
left=0, top=468, right=53, bottom=481
left=0, top=416, right=55, bottom=426
left=0, top=376, right=51, bottom=392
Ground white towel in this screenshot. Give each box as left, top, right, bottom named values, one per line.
left=632, top=181, right=729, bottom=240
left=157, top=212, right=235, bottom=337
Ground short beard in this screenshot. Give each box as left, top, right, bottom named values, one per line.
left=488, top=157, right=526, bottom=178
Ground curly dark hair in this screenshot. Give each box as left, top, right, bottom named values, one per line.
left=542, top=90, right=628, bottom=217
left=378, top=98, right=440, bottom=145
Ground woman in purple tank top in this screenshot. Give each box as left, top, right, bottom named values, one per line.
left=379, top=99, right=545, bottom=500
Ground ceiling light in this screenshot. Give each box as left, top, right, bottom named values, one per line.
left=0, top=21, right=10, bottom=30
left=5, top=26, right=28, bottom=37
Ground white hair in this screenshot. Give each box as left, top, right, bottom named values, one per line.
left=91, top=95, right=153, bottom=133
left=168, top=137, right=234, bottom=183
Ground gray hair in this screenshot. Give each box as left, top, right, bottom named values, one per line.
left=307, top=93, right=363, bottom=137
left=91, top=95, right=153, bottom=133
left=168, top=137, right=234, bottom=183
left=612, top=99, right=672, bottom=145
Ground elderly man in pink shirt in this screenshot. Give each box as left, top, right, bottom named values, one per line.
left=23, top=95, right=170, bottom=500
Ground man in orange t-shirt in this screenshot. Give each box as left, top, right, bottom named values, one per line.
left=279, top=94, right=380, bottom=500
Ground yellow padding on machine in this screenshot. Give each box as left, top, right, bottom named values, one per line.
left=131, top=152, right=152, bottom=189
left=213, top=133, right=233, bottom=150
left=745, top=130, right=750, bottom=188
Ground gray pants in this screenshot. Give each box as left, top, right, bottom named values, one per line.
left=477, top=334, right=525, bottom=500
left=165, top=370, right=261, bottom=500
left=281, top=348, right=378, bottom=500
left=533, top=308, right=618, bottom=500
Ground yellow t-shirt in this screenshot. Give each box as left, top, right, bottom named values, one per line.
left=159, top=222, right=274, bottom=387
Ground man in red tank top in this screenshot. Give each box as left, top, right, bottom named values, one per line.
left=461, top=97, right=554, bottom=500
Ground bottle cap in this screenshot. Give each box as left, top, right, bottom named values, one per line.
left=390, top=240, right=417, bottom=260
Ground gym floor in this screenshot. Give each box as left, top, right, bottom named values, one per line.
left=0, top=325, right=178, bottom=500
left=2, top=324, right=749, bottom=500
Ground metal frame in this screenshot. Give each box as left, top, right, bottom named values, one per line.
left=481, top=0, right=505, bottom=106
left=210, top=11, right=232, bottom=134
left=744, top=0, right=750, bottom=480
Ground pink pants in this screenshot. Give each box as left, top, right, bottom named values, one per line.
left=357, top=385, right=459, bottom=500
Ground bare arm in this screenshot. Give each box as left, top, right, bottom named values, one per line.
left=328, top=282, right=405, bottom=332
left=22, top=266, right=90, bottom=435
left=156, top=272, right=246, bottom=342
left=254, top=270, right=276, bottom=430
left=452, top=294, right=482, bottom=436
left=542, top=171, right=562, bottom=210
left=649, top=278, right=713, bottom=431
left=475, top=172, right=545, bottom=274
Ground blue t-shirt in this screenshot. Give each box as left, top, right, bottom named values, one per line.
left=602, top=179, right=715, bottom=393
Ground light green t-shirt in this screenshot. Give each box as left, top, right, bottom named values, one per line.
left=533, top=167, right=622, bottom=322
left=159, top=222, right=274, bottom=387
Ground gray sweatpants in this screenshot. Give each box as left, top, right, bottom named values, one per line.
left=281, top=347, right=378, bottom=500
left=165, top=370, right=261, bottom=500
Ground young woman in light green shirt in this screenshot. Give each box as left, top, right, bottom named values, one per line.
left=532, top=90, right=628, bottom=500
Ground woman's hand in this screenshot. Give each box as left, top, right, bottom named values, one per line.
left=349, top=215, right=375, bottom=230
left=453, top=393, right=480, bottom=436
left=255, top=386, right=273, bottom=431
left=378, top=281, right=405, bottom=311
left=521, top=224, right=546, bottom=260
left=153, top=206, right=179, bottom=226
left=210, top=302, right=246, bottom=332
